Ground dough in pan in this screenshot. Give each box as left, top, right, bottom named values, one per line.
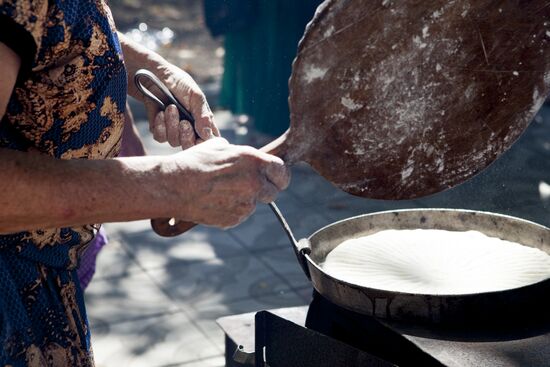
left=322, top=229, right=550, bottom=295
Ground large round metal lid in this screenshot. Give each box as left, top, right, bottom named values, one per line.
left=289, top=0, right=550, bottom=199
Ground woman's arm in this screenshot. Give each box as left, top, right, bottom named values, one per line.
left=0, top=42, right=289, bottom=234
left=0, top=148, right=170, bottom=233
left=0, top=42, right=19, bottom=117
left=0, top=42, right=169, bottom=232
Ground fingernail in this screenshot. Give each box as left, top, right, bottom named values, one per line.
left=203, top=127, right=214, bottom=139
left=167, top=105, right=178, bottom=120
left=157, top=111, right=165, bottom=123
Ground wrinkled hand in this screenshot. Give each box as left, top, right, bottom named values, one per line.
left=144, top=64, right=220, bottom=149
left=166, top=138, right=290, bottom=228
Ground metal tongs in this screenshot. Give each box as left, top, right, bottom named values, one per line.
left=134, top=69, right=200, bottom=139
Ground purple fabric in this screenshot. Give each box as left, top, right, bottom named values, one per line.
left=77, top=226, right=108, bottom=290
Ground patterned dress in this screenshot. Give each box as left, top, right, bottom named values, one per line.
left=0, top=1, right=127, bottom=365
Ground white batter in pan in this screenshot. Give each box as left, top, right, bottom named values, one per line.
left=321, top=229, right=550, bottom=295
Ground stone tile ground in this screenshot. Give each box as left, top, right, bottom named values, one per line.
left=86, top=105, right=550, bottom=366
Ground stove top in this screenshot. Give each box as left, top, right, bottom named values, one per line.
left=218, top=291, right=550, bottom=366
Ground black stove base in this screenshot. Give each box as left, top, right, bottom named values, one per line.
left=256, top=310, right=393, bottom=366
left=218, top=291, right=550, bottom=367
left=303, top=291, right=444, bottom=366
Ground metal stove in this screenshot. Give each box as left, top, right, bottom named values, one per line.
left=218, top=290, right=550, bottom=367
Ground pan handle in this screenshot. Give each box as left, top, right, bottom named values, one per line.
left=261, top=130, right=297, bottom=162
left=268, top=202, right=311, bottom=280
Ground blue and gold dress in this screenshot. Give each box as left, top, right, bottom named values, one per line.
left=0, top=1, right=127, bottom=365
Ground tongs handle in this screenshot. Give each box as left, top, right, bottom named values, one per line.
left=134, top=69, right=200, bottom=236
left=134, top=69, right=199, bottom=139
left=151, top=218, right=197, bottom=237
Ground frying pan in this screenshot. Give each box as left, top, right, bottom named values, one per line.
left=148, top=0, right=550, bottom=237
left=297, top=209, right=550, bottom=328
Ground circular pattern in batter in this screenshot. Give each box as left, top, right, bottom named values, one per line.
left=321, top=229, right=550, bottom=295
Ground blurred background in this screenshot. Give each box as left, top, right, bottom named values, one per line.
left=111, top=0, right=224, bottom=105
left=112, top=0, right=322, bottom=139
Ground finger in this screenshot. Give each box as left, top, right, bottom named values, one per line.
left=262, top=156, right=291, bottom=190
left=210, top=211, right=245, bottom=229
left=198, top=112, right=220, bottom=139
left=220, top=217, right=243, bottom=229
left=189, top=92, right=220, bottom=139
left=193, top=127, right=214, bottom=145
left=152, top=111, right=167, bottom=143
left=257, top=180, right=279, bottom=204
left=203, top=127, right=215, bottom=139
left=228, top=201, right=256, bottom=227
left=178, top=120, right=196, bottom=150
left=165, top=104, right=180, bottom=147
left=144, top=99, right=161, bottom=133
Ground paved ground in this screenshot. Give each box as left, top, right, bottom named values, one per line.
left=84, top=102, right=550, bottom=366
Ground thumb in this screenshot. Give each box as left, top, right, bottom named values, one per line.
left=263, top=156, right=291, bottom=191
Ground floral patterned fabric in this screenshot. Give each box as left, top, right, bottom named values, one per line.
left=0, top=0, right=127, bottom=365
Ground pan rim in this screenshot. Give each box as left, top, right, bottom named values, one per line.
left=305, top=208, right=550, bottom=298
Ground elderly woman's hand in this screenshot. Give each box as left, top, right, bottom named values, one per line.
left=163, top=137, right=290, bottom=228
left=144, top=63, right=220, bottom=149
left=119, top=32, right=220, bottom=149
